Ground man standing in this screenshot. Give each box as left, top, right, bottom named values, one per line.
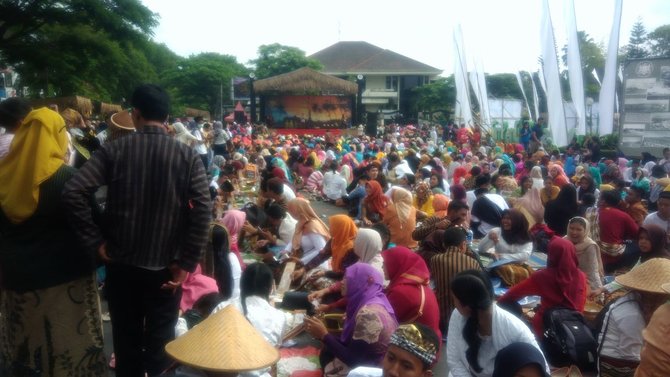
left=529, top=117, right=544, bottom=154
left=63, top=84, right=211, bottom=377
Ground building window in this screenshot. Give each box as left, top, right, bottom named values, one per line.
left=385, top=76, right=398, bottom=91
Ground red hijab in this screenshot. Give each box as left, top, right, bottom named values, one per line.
left=382, top=246, right=430, bottom=288
left=453, top=167, right=468, bottom=185
left=365, top=180, right=388, bottom=216
left=272, top=167, right=290, bottom=185
left=533, top=237, right=586, bottom=310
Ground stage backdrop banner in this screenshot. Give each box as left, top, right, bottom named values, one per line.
left=264, top=95, right=352, bottom=129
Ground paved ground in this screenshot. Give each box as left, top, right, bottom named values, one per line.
left=100, top=199, right=451, bottom=376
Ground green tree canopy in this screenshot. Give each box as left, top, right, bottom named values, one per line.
left=561, top=31, right=605, bottom=99
left=623, top=18, right=650, bottom=59
left=408, top=76, right=455, bottom=116
left=250, top=43, right=323, bottom=79
left=161, top=53, right=248, bottom=118
left=648, top=25, right=670, bottom=57
left=486, top=74, right=522, bottom=99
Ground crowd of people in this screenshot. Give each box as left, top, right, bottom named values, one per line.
left=1, top=84, right=670, bottom=377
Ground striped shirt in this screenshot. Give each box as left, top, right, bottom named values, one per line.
left=63, top=125, right=211, bottom=272
left=430, top=248, right=482, bottom=332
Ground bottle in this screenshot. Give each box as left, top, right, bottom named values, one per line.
left=466, top=228, right=474, bottom=248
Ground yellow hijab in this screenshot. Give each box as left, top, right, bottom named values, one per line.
left=0, top=108, right=68, bottom=223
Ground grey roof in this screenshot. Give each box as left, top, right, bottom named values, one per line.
left=309, top=41, right=442, bottom=75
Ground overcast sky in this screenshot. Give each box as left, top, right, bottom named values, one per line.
left=141, top=0, right=668, bottom=75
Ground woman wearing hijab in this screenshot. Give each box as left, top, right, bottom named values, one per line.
left=286, top=198, right=331, bottom=265
left=530, top=165, right=545, bottom=190
left=294, top=215, right=358, bottom=282
left=173, top=121, right=197, bottom=146
left=383, top=188, right=418, bottom=249
left=413, top=182, right=435, bottom=220
left=362, top=180, right=388, bottom=226
left=432, top=194, right=450, bottom=218
left=576, top=174, right=600, bottom=205
left=304, top=263, right=398, bottom=377
left=544, top=184, right=578, bottom=236
left=565, top=217, right=604, bottom=291
left=448, top=270, right=545, bottom=377
left=492, top=342, right=550, bottom=377
left=382, top=247, right=441, bottom=339
left=219, top=209, right=247, bottom=269
left=549, top=165, right=570, bottom=188
left=498, top=237, right=587, bottom=337
left=571, top=165, right=586, bottom=184
left=514, top=187, right=544, bottom=229
left=452, top=166, right=468, bottom=186
left=450, top=184, right=467, bottom=204
left=478, top=209, right=533, bottom=262
left=0, top=108, right=106, bottom=374
left=179, top=265, right=219, bottom=313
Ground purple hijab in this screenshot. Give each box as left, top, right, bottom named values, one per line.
left=342, top=263, right=395, bottom=341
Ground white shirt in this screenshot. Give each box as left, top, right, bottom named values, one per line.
left=474, top=194, right=509, bottom=236
left=477, top=227, right=533, bottom=262
left=229, top=252, right=242, bottom=301
left=192, top=128, right=207, bottom=155
left=643, top=212, right=670, bottom=234
left=282, top=184, right=296, bottom=202
left=447, top=304, right=547, bottom=377
left=322, top=171, right=348, bottom=200
left=277, top=215, right=297, bottom=246
left=599, top=293, right=645, bottom=361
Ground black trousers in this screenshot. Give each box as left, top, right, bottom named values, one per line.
left=106, top=263, right=181, bottom=377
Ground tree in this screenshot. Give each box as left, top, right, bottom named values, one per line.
left=648, top=25, right=670, bottom=57
left=561, top=31, right=605, bottom=99
left=486, top=74, right=522, bottom=99
left=623, top=18, right=650, bottom=59
left=161, top=53, right=248, bottom=118
left=250, top=44, right=322, bottom=79
left=409, top=76, right=455, bottom=116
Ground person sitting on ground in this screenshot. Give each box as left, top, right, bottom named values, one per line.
left=548, top=165, right=569, bottom=188
left=413, top=182, right=435, bottom=221
left=625, top=186, right=648, bottom=226
left=285, top=198, right=331, bottom=265
left=498, top=237, right=587, bottom=338
left=447, top=270, right=546, bottom=377
left=634, top=282, right=670, bottom=377
left=576, top=174, right=600, bottom=205
left=431, top=227, right=482, bottom=337
left=596, top=258, right=670, bottom=376
left=412, top=200, right=470, bottom=241
left=543, top=184, right=578, bottom=236
left=477, top=209, right=533, bottom=262
left=322, top=160, right=348, bottom=202
left=539, top=176, right=559, bottom=206
left=382, top=187, right=418, bottom=249
left=362, top=180, right=388, bottom=226
left=471, top=185, right=509, bottom=239
left=382, top=247, right=441, bottom=341
left=564, top=216, right=603, bottom=291
left=304, top=263, right=398, bottom=377
left=491, top=342, right=549, bottom=377
left=597, top=190, right=640, bottom=273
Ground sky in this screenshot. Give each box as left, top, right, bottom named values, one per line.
left=141, top=0, right=669, bottom=76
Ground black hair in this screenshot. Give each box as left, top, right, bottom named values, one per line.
left=192, top=292, right=224, bottom=317
left=474, top=174, right=490, bottom=188
left=474, top=187, right=488, bottom=197
left=451, top=270, right=494, bottom=373
left=581, top=192, right=596, bottom=207
left=267, top=178, right=284, bottom=195
left=240, top=263, right=274, bottom=315
left=651, top=165, right=667, bottom=179
left=403, top=173, right=416, bottom=186
left=212, top=225, right=233, bottom=300
left=265, top=203, right=286, bottom=220
left=601, top=190, right=621, bottom=207
left=243, top=203, right=267, bottom=227
left=519, top=176, right=532, bottom=196
left=0, top=97, right=31, bottom=129
left=443, top=227, right=467, bottom=247
left=470, top=165, right=482, bottom=176
left=370, top=222, right=391, bottom=250
left=447, top=200, right=469, bottom=213
left=130, top=84, right=170, bottom=122
left=500, top=209, right=531, bottom=245
left=430, top=172, right=445, bottom=189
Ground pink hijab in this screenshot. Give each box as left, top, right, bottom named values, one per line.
left=219, top=210, right=246, bottom=268
left=180, top=265, right=219, bottom=312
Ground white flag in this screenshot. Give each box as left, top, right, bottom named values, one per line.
left=516, top=71, right=533, bottom=119
left=453, top=25, right=472, bottom=125
left=565, top=0, right=586, bottom=135
left=475, top=59, right=491, bottom=127
left=540, top=0, right=568, bottom=146
left=599, top=0, right=623, bottom=136
left=592, top=69, right=602, bottom=86
left=530, top=71, right=541, bottom=121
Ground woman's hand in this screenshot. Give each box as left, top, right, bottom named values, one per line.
left=308, top=270, right=326, bottom=281
left=242, top=221, right=256, bottom=235
left=304, top=316, right=328, bottom=340
left=489, top=231, right=499, bottom=244
left=362, top=217, right=372, bottom=226
left=307, top=288, right=328, bottom=302
left=589, top=287, right=605, bottom=298
left=291, top=267, right=305, bottom=282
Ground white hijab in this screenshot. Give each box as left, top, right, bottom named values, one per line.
left=354, top=229, right=384, bottom=276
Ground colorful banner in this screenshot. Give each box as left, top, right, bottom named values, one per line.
left=263, top=95, right=352, bottom=129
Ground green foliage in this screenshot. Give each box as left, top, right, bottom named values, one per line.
left=624, top=18, right=650, bottom=59
left=561, top=31, right=605, bottom=99
left=161, top=53, right=248, bottom=117
left=250, top=44, right=323, bottom=79
left=486, top=74, right=522, bottom=98
left=409, top=76, right=455, bottom=114
left=648, top=25, right=670, bottom=57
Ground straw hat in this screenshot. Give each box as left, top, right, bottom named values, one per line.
left=615, top=258, right=670, bottom=294
left=662, top=282, right=670, bottom=294
left=165, top=305, right=279, bottom=372
left=110, top=110, right=135, bottom=131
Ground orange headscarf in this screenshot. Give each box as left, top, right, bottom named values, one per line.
left=432, top=194, right=450, bottom=218
left=287, top=198, right=331, bottom=253
left=365, top=180, right=388, bottom=216
left=329, top=215, right=358, bottom=272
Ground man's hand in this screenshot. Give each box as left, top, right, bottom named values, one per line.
left=98, top=243, right=113, bottom=263
left=161, top=263, right=188, bottom=293
left=436, top=219, right=451, bottom=230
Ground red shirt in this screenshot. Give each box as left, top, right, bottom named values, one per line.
left=386, top=283, right=441, bottom=341
left=598, top=206, right=639, bottom=244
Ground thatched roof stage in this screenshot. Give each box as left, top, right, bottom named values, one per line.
left=253, top=67, right=358, bottom=95
left=100, top=102, right=122, bottom=115
left=184, top=107, right=212, bottom=119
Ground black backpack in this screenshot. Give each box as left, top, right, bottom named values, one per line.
left=542, top=307, right=598, bottom=371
